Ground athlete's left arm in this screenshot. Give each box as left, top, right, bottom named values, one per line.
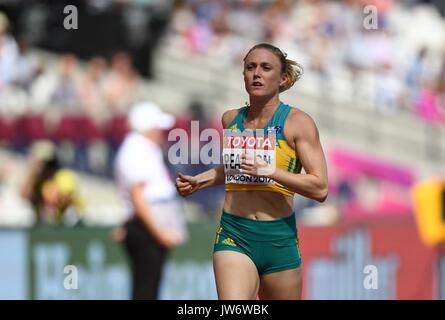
left=273, top=112, right=328, bottom=202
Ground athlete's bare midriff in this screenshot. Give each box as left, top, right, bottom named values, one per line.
left=223, top=190, right=294, bottom=220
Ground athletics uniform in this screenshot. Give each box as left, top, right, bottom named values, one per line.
left=214, top=101, right=302, bottom=274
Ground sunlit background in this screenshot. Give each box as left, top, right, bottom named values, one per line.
left=0, top=0, right=445, bottom=300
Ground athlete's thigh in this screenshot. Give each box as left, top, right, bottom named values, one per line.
left=213, top=251, right=259, bottom=300
left=258, top=267, right=302, bottom=300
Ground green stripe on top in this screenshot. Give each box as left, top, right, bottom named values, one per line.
left=296, top=159, right=303, bottom=173
left=293, top=159, right=300, bottom=173
left=272, top=102, right=291, bottom=140
left=287, top=158, right=294, bottom=172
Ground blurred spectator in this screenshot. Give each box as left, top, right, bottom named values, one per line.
left=114, top=101, right=188, bottom=300
left=103, top=52, right=139, bottom=115
left=344, top=29, right=373, bottom=99
left=50, top=54, right=81, bottom=112
left=78, top=56, right=107, bottom=121
left=261, top=0, right=293, bottom=44
left=31, top=54, right=82, bottom=113
left=161, top=0, right=445, bottom=122
left=167, top=0, right=196, bottom=49
left=405, top=46, right=429, bottom=110
left=0, top=12, right=18, bottom=90
left=375, top=63, right=402, bottom=115
left=226, top=0, right=261, bottom=41
left=12, top=35, right=41, bottom=92
left=20, top=140, right=83, bottom=226
left=336, top=178, right=356, bottom=205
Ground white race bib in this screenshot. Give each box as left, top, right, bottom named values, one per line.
left=222, top=130, right=276, bottom=185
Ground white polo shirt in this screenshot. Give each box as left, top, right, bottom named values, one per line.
left=115, top=132, right=188, bottom=243
left=115, top=132, right=177, bottom=218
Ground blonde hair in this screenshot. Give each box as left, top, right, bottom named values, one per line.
left=243, top=43, right=303, bottom=92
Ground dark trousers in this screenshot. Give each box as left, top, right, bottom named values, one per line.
left=123, top=217, right=167, bottom=300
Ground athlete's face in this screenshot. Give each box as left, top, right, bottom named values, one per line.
left=243, top=48, right=287, bottom=98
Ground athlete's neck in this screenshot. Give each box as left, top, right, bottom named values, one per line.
left=247, top=96, right=281, bottom=121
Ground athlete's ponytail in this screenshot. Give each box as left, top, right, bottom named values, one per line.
left=281, top=58, right=303, bottom=92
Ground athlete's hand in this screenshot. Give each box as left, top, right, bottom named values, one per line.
left=240, top=152, right=275, bottom=177
left=175, top=172, right=199, bottom=197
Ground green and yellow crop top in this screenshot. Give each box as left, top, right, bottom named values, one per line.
left=223, top=101, right=302, bottom=197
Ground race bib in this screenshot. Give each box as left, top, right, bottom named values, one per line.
left=223, top=129, right=276, bottom=185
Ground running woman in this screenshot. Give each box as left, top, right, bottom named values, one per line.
left=176, top=43, right=328, bottom=300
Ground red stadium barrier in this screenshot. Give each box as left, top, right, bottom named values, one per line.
left=16, top=115, right=48, bottom=142
left=0, top=116, right=16, bottom=143
left=105, top=115, right=128, bottom=145
left=53, top=115, right=104, bottom=144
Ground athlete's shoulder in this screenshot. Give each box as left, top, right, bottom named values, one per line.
left=286, top=106, right=320, bottom=138
left=287, top=106, right=316, bottom=127
left=221, top=107, right=242, bottom=129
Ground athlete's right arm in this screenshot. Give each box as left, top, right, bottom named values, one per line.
left=176, top=165, right=224, bottom=197
left=175, top=108, right=239, bottom=197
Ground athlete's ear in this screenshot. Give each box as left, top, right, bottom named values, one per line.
left=280, top=73, right=288, bottom=88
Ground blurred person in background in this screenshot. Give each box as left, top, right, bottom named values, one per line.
left=103, top=52, right=138, bottom=115
left=405, top=46, right=429, bottom=111
left=50, top=54, right=81, bottom=112
left=0, top=11, right=18, bottom=90
left=114, top=102, right=188, bottom=300
left=176, top=43, right=328, bottom=300
left=375, top=62, right=402, bottom=115
left=78, top=56, right=108, bottom=121
left=12, top=35, right=42, bottom=92
left=31, top=53, right=82, bottom=114
left=20, top=140, right=83, bottom=226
